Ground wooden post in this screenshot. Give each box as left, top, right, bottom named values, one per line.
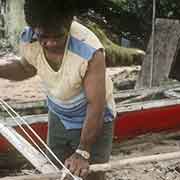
left=136, top=19, right=180, bottom=88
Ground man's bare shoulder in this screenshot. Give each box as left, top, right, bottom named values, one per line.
left=19, top=26, right=40, bottom=66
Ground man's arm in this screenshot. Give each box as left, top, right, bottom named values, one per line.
left=65, top=50, right=106, bottom=178
left=0, top=58, right=37, bottom=81
left=79, top=50, right=106, bottom=152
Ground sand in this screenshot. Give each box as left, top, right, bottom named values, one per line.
left=106, top=132, right=180, bottom=180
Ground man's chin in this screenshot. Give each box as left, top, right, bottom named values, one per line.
left=45, top=49, right=60, bottom=54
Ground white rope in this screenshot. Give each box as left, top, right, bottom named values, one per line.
left=0, top=102, right=59, bottom=171
left=150, top=0, right=156, bottom=87
left=0, top=99, right=81, bottom=180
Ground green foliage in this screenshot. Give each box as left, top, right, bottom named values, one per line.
left=85, top=21, right=145, bottom=66
left=90, top=0, right=180, bottom=48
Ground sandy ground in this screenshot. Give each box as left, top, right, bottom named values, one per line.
left=3, top=131, right=180, bottom=180
left=1, top=51, right=180, bottom=180
left=106, top=132, right=180, bottom=180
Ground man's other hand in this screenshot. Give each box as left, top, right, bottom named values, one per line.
left=65, top=152, right=89, bottom=178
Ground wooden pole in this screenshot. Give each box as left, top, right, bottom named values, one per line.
left=150, top=0, right=156, bottom=87
left=90, top=151, right=180, bottom=172
left=2, top=151, right=180, bottom=180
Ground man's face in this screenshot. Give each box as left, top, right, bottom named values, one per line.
left=34, top=26, right=69, bottom=54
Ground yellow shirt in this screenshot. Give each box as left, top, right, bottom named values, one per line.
left=20, top=21, right=116, bottom=129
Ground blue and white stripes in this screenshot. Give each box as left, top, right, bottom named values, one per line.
left=68, top=36, right=97, bottom=61
left=47, top=92, right=114, bottom=129
left=20, top=26, right=37, bottom=43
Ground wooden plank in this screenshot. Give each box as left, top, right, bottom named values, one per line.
left=114, top=83, right=180, bottom=100
left=164, top=87, right=180, bottom=98
left=116, top=98, right=180, bottom=113
left=0, top=123, right=58, bottom=173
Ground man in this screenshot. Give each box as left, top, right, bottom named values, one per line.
left=0, top=0, right=116, bottom=179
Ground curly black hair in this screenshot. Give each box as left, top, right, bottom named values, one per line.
left=24, top=0, right=106, bottom=30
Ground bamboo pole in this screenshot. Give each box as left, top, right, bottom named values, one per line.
left=90, top=151, right=180, bottom=172
left=1, top=151, right=180, bottom=180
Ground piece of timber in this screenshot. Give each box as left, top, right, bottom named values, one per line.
left=0, top=123, right=58, bottom=173
left=116, top=98, right=180, bottom=113
left=114, top=83, right=180, bottom=100
left=2, top=151, right=180, bottom=180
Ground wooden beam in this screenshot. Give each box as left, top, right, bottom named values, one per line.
left=116, top=98, right=180, bottom=113
left=114, top=83, right=180, bottom=100
left=90, top=151, right=180, bottom=172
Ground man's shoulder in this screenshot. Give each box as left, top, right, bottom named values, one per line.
left=69, top=21, right=104, bottom=61
left=70, top=21, right=103, bottom=47
left=20, top=26, right=38, bottom=43
left=19, top=27, right=40, bottom=65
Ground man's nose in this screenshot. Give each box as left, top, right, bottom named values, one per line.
left=42, top=39, right=57, bottom=47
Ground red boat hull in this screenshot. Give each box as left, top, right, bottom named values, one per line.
left=1, top=104, right=180, bottom=153
left=114, top=104, right=180, bottom=141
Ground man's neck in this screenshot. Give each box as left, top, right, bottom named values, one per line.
left=44, top=50, right=64, bottom=71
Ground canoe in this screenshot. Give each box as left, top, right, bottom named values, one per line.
left=1, top=92, right=180, bottom=151
left=1, top=84, right=180, bottom=168
left=114, top=84, right=180, bottom=140
left=115, top=101, right=180, bottom=140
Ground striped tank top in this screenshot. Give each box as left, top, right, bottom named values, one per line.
left=19, top=21, right=116, bottom=129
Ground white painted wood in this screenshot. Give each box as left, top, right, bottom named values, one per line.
left=114, top=83, right=180, bottom=99
left=116, top=98, right=180, bottom=113
left=0, top=123, right=58, bottom=174
left=164, top=87, right=180, bottom=98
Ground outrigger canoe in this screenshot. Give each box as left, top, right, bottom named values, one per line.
left=0, top=84, right=180, bottom=147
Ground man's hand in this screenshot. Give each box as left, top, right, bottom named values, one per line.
left=0, top=58, right=37, bottom=81
left=65, top=153, right=90, bottom=178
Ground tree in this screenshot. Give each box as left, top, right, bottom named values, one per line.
left=88, top=0, right=180, bottom=49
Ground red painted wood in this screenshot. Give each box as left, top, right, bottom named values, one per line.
left=0, top=123, right=48, bottom=153
left=0, top=105, right=180, bottom=152
left=114, top=105, right=180, bottom=141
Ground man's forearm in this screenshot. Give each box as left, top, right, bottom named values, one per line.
left=0, top=60, right=35, bottom=81
left=79, top=104, right=104, bottom=152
